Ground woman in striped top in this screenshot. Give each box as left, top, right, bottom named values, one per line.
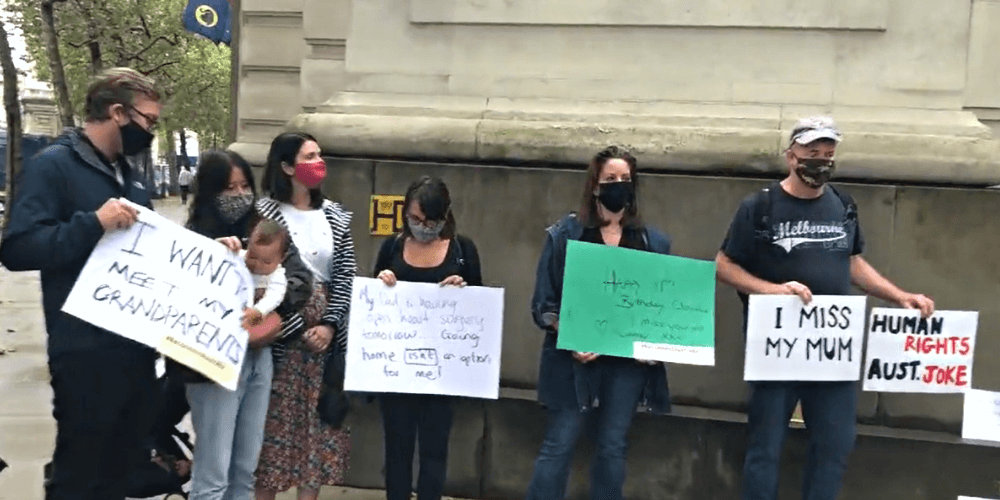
left=254, top=132, right=357, bottom=500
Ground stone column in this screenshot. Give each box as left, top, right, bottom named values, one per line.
left=230, top=0, right=308, bottom=164
left=965, top=0, right=1000, bottom=139
left=301, top=0, right=351, bottom=112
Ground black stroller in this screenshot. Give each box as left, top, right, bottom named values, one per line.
left=43, top=370, right=194, bottom=499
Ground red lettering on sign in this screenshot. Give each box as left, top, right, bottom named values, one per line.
left=959, top=338, right=971, bottom=356
left=956, top=365, right=969, bottom=386
left=922, top=364, right=968, bottom=386
left=907, top=336, right=972, bottom=356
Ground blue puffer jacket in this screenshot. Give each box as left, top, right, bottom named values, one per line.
left=0, top=128, right=156, bottom=361
left=530, top=213, right=672, bottom=414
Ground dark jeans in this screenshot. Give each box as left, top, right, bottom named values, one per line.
left=380, top=394, right=454, bottom=500
left=525, top=358, right=646, bottom=500
left=46, top=349, right=157, bottom=500
left=743, top=381, right=858, bottom=500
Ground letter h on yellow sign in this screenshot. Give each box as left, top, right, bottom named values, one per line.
left=369, top=195, right=406, bottom=236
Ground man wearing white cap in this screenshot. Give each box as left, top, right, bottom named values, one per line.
left=715, top=116, right=935, bottom=500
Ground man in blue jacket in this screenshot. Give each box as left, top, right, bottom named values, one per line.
left=0, top=68, right=162, bottom=500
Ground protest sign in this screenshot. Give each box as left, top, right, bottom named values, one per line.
left=744, top=295, right=867, bottom=381
left=863, top=309, right=977, bottom=393
left=62, top=203, right=253, bottom=390
left=963, top=389, right=1000, bottom=443
left=344, top=277, right=505, bottom=399
left=957, top=497, right=992, bottom=500
left=556, top=240, right=716, bottom=365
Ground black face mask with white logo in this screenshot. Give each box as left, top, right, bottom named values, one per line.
left=794, top=157, right=836, bottom=189
left=120, top=121, right=155, bottom=157
left=596, top=181, right=635, bottom=213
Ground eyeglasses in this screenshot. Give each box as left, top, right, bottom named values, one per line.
left=130, top=108, right=159, bottom=132
left=406, top=214, right=443, bottom=228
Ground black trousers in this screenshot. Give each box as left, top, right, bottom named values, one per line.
left=46, top=349, right=157, bottom=500
left=179, top=185, right=190, bottom=204
left=380, top=394, right=454, bottom=500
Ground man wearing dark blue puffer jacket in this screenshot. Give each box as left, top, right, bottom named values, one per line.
left=0, top=68, right=162, bottom=500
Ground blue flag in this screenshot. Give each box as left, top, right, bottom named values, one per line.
left=183, top=0, right=232, bottom=45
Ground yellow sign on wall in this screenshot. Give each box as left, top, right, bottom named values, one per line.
left=369, top=195, right=405, bottom=236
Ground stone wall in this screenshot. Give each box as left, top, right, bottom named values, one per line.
left=313, top=157, right=1000, bottom=499
left=232, top=0, right=1000, bottom=184
left=232, top=2, right=1000, bottom=493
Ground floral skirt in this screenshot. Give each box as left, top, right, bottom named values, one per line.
left=255, top=283, right=350, bottom=491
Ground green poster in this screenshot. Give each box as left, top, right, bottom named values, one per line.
left=556, top=240, right=716, bottom=366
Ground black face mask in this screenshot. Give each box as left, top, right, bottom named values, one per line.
left=596, top=181, right=635, bottom=213
left=120, top=121, right=155, bottom=157
left=794, top=156, right=836, bottom=189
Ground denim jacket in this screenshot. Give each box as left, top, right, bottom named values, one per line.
left=530, top=213, right=672, bottom=414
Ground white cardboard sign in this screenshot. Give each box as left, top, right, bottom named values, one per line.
left=744, top=295, right=867, bottom=381
left=962, top=389, right=1000, bottom=443
left=344, top=277, right=505, bottom=399
left=863, top=308, right=977, bottom=393
left=62, top=203, right=253, bottom=390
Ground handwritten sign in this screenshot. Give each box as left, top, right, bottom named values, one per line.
left=556, top=240, right=716, bottom=366
left=963, top=389, right=1000, bottom=443
left=863, top=309, right=978, bottom=393
left=744, top=295, right=867, bottom=381
left=344, top=277, right=505, bottom=399
left=62, top=203, right=252, bottom=390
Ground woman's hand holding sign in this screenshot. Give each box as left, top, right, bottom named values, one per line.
left=439, top=275, right=466, bottom=287
left=378, top=269, right=397, bottom=287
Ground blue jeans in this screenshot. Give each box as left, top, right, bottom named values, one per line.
left=525, top=358, right=647, bottom=500
left=186, top=347, right=273, bottom=500
left=742, top=382, right=858, bottom=500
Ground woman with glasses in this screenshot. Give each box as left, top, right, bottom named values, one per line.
left=373, top=176, right=482, bottom=500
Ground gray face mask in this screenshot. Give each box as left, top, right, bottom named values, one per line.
left=216, top=193, right=255, bottom=224
left=407, top=217, right=445, bottom=243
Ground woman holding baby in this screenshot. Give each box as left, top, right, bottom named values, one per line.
left=180, top=149, right=313, bottom=500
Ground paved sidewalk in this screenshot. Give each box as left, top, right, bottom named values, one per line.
left=0, top=196, right=465, bottom=500
left=0, top=197, right=189, bottom=499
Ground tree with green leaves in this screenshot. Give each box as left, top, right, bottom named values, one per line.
left=9, top=0, right=231, bottom=191
left=0, top=14, right=23, bottom=230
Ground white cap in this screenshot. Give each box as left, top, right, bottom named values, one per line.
left=790, top=116, right=842, bottom=146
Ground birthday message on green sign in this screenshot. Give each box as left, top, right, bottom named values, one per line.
left=556, top=240, right=716, bottom=365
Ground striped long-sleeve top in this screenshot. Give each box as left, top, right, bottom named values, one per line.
left=256, top=197, right=357, bottom=364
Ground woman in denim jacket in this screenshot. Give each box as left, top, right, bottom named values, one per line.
left=525, top=145, right=671, bottom=500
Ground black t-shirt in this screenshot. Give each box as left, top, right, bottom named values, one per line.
left=721, top=184, right=864, bottom=311
left=373, top=235, right=483, bottom=286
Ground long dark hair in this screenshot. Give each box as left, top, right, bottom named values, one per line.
left=261, top=132, right=324, bottom=209
left=578, top=145, right=641, bottom=228
left=400, top=176, right=457, bottom=240
left=186, top=150, right=257, bottom=238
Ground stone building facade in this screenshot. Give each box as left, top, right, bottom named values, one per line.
left=231, top=1, right=1000, bottom=498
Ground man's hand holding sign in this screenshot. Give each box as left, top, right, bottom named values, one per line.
left=62, top=201, right=253, bottom=390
